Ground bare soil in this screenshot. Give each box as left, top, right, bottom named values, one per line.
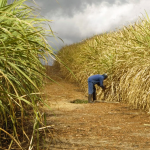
left=41, top=67, right=150, bottom=150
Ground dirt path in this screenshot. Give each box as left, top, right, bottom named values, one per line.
left=41, top=68, right=150, bottom=150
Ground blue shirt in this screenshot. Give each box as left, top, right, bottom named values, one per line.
left=88, top=74, right=104, bottom=87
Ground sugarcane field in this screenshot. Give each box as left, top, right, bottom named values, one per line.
left=0, top=0, right=150, bottom=150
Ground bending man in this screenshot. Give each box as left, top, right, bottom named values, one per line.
left=87, top=74, right=108, bottom=103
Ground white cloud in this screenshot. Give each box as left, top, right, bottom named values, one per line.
left=45, top=0, right=150, bottom=50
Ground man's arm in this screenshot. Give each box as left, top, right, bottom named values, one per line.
left=99, top=79, right=106, bottom=90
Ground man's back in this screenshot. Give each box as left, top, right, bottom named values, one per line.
left=88, top=74, right=104, bottom=82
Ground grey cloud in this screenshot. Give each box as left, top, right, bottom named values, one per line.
left=8, top=0, right=149, bottom=49
left=50, top=21, right=84, bottom=45
left=30, top=0, right=129, bottom=17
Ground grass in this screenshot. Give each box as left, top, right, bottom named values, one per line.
left=0, top=0, right=57, bottom=149
left=55, top=13, right=150, bottom=112
left=70, top=99, right=88, bottom=104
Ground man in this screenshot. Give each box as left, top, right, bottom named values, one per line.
left=87, top=74, right=108, bottom=103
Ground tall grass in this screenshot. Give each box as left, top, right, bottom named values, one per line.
left=56, top=15, right=150, bottom=112
left=0, top=0, right=55, bottom=149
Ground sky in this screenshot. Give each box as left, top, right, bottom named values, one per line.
left=29, top=0, right=150, bottom=50
left=8, top=0, right=150, bottom=65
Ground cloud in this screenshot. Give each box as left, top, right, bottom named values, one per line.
left=30, top=0, right=130, bottom=17
left=8, top=0, right=150, bottom=50
left=55, top=0, right=149, bottom=45
left=46, top=1, right=145, bottom=49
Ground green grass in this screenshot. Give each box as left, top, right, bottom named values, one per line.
left=70, top=99, right=88, bottom=104
left=0, top=0, right=57, bottom=149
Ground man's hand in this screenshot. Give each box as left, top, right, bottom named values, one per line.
left=102, top=85, right=106, bottom=91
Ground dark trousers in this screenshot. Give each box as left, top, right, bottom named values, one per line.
left=93, top=86, right=96, bottom=100
left=88, top=81, right=98, bottom=101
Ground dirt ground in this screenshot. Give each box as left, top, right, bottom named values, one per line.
left=40, top=68, right=150, bottom=150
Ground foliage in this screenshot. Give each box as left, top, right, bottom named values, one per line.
left=56, top=14, right=150, bottom=112
left=0, top=0, right=55, bottom=149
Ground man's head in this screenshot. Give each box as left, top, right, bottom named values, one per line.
left=102, top=73, right=108, bottom=80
